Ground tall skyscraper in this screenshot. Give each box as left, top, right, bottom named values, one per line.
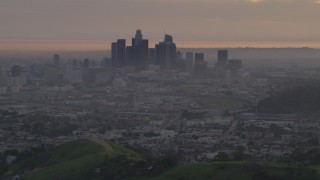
left=164, top=34, right=173, bottom=44
left=149, top=48, right=157, bottom=65
left=116, top=39, right=126, bottom=68
left=132, top=30, right=148, bottom=72
left=194, top=53, right=208, bottom=77
left=134, top=29, right=143, bottom=45
left=156, top=34, right=177, bottom=70
left=111, top=30, right=148, bottom=71
left=111, top=42, right=117, bottom=68
left=186, top=52, right=194, bottom=73
left=126, top=46, right=134, bottom=66
left=218, top=50, right=228, bottom=65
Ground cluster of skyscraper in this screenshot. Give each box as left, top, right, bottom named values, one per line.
left=111, top=30, right=179, bottom=72
left=111, top=30, right=242, bottom=77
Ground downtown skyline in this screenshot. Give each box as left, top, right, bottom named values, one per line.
left=1, top=0, right=320, bottom=52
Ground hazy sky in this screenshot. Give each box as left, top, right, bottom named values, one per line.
left=1, top=0, right=320, bottom=51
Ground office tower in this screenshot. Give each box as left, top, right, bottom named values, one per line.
left=195, top=53, right=204, bottom=62
left=164, top=34, right=173, bottom=44
left=149, top=48, right=157, bottom=65
left=84, top=59, right=90, bottom=69
left=194, top=53, right=208, bottom=77
left=135, top=39, right=148, bottom=71
left=116, top=39, right=126, bottom=68
left=186, top=52, right=194, bottom=73
left=134, top=29, right=143, bottom=45
left=218, top=50, right=228, bottom=65
left=175, top=51, right=185, bottom=71
left=132, top=30, right=148, bottom=72
left=126, top=46, right=134, bottom=66
left=110, top=39, right=127, bottom=68
left=111, top=42, right=117, bottom=68
left=155, top=34, right=177, bottom=70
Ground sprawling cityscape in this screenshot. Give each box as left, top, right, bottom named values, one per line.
left=1, top=27, right=320, bottom=179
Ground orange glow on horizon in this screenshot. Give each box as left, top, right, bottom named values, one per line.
left=0, top=40, right=320, bottom=53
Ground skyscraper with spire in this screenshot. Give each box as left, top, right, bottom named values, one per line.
left=134, top=29, right=143, bottom=45
left=132, top=30, right=148, bottom=72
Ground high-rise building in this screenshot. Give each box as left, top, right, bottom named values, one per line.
left=164, top=34, right=173, bottom=44
left=195, top=53, right=204, bottom=62
left=135, top=39, right=148, bottom=71
left=218, top=50, right=228, bottom=65
left=194, top=53, right=208, bottom=77
left=186, top=52, right=194, bottom=73
left=126, top=46, right=134, bottom=66
left=132, top=30, right=148, bottom=72
left=116, top=39, right=126, bottom=68
left=134, top=29, right=143, bottom=45
left=156, top=34, right=177, bottom=70
left=111, top=30, right=148, bottom=71
left=110, top=40, right=126, bottom=68
left=149, top=48, right=157, bottom=65
left=111, top=42, right=117, bottom=68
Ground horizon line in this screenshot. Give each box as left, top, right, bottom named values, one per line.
left=1, top=39, right=320, bottom=52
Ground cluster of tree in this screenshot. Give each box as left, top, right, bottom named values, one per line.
left=30, top=121, right=77, bottom=138
left=0, top=144, right=54, bottom=179
left=212, top=148, right=248, bottom=162
left=95, top=154, right=177, bottom=180
left=280, top=148, right=320, bottom=166
left=256, top=81, right=320, bottom=115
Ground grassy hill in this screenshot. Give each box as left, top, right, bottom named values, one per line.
left=131, top=162, right=320, bottom=180
left=5, top=139, right=141, bottom=180
left=4, top=140, right=320, bottom=180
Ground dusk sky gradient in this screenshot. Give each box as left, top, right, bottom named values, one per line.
left=1, top=0, right=320, bottom=51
